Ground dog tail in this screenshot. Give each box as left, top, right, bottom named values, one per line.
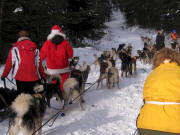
left=11, top=93, right=33, bottom=117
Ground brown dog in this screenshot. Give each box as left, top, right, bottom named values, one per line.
left=97, top=60, right=112, bottom=89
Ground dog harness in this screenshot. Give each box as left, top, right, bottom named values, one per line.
left=145, top=101, right=180, bottom=105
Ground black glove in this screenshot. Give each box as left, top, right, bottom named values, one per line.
left=1, top=77, right=5, bottom=81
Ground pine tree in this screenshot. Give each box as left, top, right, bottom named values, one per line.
left=64, top=0, right=112, bottom=47
left=112, top=0, right=180, bottom=32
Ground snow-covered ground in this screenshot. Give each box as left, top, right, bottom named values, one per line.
left=0, top=11, right=154, bottom=135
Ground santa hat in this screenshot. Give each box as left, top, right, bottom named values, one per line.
left=47, top=25, right=66, bottom=40
left=51, top=25, right=63, bottom=33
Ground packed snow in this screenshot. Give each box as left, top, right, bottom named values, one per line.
left=0, top=10, right=156, bottom=135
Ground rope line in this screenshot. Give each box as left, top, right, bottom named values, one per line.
left=31, top=79, right=98, bottom=135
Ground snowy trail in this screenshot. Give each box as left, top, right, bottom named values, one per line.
left=40, top=60, right=151, bottom=135
left=0, top=11, right=153, bottom=135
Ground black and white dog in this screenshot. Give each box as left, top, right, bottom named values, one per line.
left=9, top=77, right=62, bottom=135
left=69, top=56, right=80, bottom=70
left=63, top=61, right=91, bottom=110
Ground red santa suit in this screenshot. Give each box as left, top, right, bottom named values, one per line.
left=40, top=25, right=73, bottom=91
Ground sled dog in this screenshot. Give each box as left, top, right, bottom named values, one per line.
left=107, top=67, right=119, bottom=89
left=9, top=77, right=61, bottom=135
left=63, top=62, right=90, bottom=110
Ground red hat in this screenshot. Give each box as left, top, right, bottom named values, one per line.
left=47, top=25, right=66, bottom=40
left=51, top=25, right=63, bottom=33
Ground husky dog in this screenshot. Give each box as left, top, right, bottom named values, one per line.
left=63, top=69, right=84, bottom=110
left=63, top=61, right=90, bottom=110
left=93, top=53, right=109, bottom=70
left=9, top=93, right=46, bottom=135
left=33, top=75, right=63, bottom=109
left=141, top=36, right=151, bottom=45
left=97, top=60, right=112, bottom=89
left=69, top=56, right=79, bottom=69
left=109, top=48, right=117, bottom=60
left=9, top=94, right=45, bottom=135
left=107, top=67, right=119, bottom=89
left=126, top=44, right=133, bottom=56
left=102, top=50, right=111, bottom=58
left=9, top=77, right=61, bottom=135
left=117, top=43, right=125, bottom=53
left=130, top=56, right=137, bottom=76
left=119, top=49, right=132, bottom=77
left=137, top=50, right=146, bottom=63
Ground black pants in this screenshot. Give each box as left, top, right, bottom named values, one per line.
left=16, top=80, right=41, bottom=94
left=138, top=128, right=180, bottom=135
left=171, top=42, right=177, bottom=49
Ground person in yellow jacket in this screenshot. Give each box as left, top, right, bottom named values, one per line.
left=137, top=48, right=180, bottom=135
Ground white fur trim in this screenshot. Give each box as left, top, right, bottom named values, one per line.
left=47, top=31, right=66, bottom=40
left=17, top=37, right=30, bottom=42
left=46, top=67, right=71, bottom=75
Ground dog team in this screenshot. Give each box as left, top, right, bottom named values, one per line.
left=0, top=25, right=178, bottom=135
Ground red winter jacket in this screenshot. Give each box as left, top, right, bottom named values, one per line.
left=40, top=38, right=73, bottom=75
left=171, top=32, right=178, bottom=41
left=1, top=37, right=46, bottom=81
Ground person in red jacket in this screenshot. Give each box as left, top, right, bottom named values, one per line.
left=1, top=30, right=46, bottom=94
left=171, top=29, right=177, bottom=41
left=40, top=25, right=73, bottom=93
left=170, top=29, right=179, bottom=50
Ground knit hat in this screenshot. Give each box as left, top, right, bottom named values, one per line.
left=47, top=25, right=66, bottom=40
left=172, top=29, right=176, bottom=33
